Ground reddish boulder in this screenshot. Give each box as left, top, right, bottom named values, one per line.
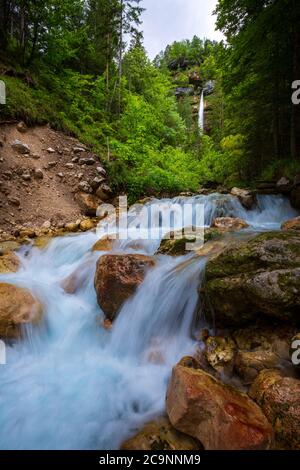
left=166, top=357, right=273, bottom=450
left=94, top=254, right=155, bottom=321
left=249, top=370, right=300, bottom=449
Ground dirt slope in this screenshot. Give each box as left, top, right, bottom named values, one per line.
left=0, top=123, right=110, bottom=236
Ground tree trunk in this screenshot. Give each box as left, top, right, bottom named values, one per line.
left=118, top=0, right=124, bottom=116
left=291, top=1, right=300, bottom=159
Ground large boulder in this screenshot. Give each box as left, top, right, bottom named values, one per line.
left=231, top=187, right=255, bottom=210
left=166, top=357, right=273, bottom=450
left=0, top=283, right=43, bottom=338
left=249, top=370, right=300, bottom=449
left=204, top=232, right=300, bottom=327
left=121, top=417, right=202, bottom=451
left=0, top=251, right=20, bottom=274
left=94, top=254, right=155, bottom=321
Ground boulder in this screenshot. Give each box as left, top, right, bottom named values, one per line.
left=282, top=216, right=300, bottom=231
left=212, top=217, right=249, bottom=231
left=75, top=192, right=101, bottom=216
left=11, top=139, right=30, bottom=154
left=231, top=187, right=255, bottom=210
left=276, top=177, right=293, bottom=194
left=121, top=417, right=202, bottom=451
left=249, top=370, right=300, bottom=449
left=94, top=254, right=155, bottom=321
left=166, top=357, right=273, bottom=450
left=0, top=283, right=43, bottom=338
left=0, top=251, right=20, bottom=274
left=235, top=350, right=279, bottom=384
left=204, top=232, right=300, bottom=327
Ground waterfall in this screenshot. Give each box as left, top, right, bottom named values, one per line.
left=0, top=194, right=297, bottom=450
left=199, top=90, right=205, bottom=131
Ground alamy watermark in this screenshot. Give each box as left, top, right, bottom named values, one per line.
left=96, top=196, right=205, bottom=251
left=0, top=340, right=6, bottom=365
left=0, top=80, right=6, bottom=104
left=292, top=80, right=300, bottom=105
left=291, top=339, right=300, bottom=366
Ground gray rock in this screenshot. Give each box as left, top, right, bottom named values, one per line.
left=47, top=147, right=56, bottom=154
left=90, top=176, right=104, bottom=190
left=79, top=157, right=95, bottom=166
left=21, top=173, right=31, bottom=181
left=73, top=147, right=86, bottom=154
left=11, top=140, right=30, bottom=155
left=96, top=166, right=107, bottom=177
left=78, top=181, right=92, bottom=194
left=34, top=169, right=44, bottom=180
left=96, top=183, right=113, bottom=201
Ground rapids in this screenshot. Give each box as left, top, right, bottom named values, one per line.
left=0, top=194, right=297, bottom=449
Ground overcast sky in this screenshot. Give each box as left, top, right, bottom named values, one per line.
left=141, top=0, right=223, bottom=59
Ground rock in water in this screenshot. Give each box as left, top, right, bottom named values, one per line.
left=204, top=231, right=300, bottom=327
left=212, top=217, right=249, bottom=231
left=166, top=357, right=273, bottom=450
left=249, top=370, right=300, bottom=450
left=121, top=417, right=202, bottom=451
left=231, top=187, right=255, bottom=210
left=94, top=254, right=155, bottom=321
left=0, top=283, right=43, bottom=338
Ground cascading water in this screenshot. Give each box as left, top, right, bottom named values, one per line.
left=0, top=193, right=297, bottom=450
left=199, top=90, right=205, bottom=131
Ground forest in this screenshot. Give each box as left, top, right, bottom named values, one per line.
left=0, top=0, right=300, bottom=200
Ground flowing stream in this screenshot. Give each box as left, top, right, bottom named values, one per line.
left=0, top=194, right=297, bottom=450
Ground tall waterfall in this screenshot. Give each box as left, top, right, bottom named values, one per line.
left=199, top=90, right=205, bottom=131
left=0, top=194, right=297, bottom=450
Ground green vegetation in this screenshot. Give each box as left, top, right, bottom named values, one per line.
left=1, top=0, right=299, bottom=201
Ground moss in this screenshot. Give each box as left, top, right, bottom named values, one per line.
left=206, top=231, right=300, bottom=281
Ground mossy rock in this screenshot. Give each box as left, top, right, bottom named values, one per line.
left=204, top=231, right=300, bottom=327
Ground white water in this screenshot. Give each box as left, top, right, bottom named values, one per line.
left=0, top=194, right=297, bottom=450
left=199, top=90, right=205, bottom=131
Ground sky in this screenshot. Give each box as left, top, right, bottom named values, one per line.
left=141, top=0, right=224, bottom=59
